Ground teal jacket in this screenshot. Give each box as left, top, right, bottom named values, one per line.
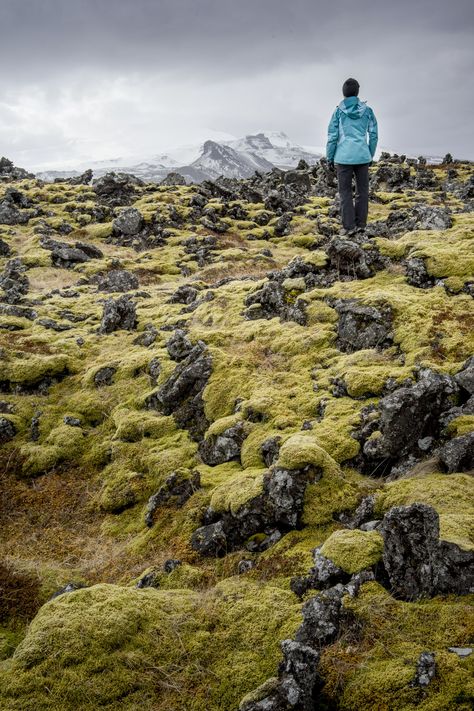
left=326, top=96, right=378, bottom=165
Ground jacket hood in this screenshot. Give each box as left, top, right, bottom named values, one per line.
left=338, top=96, right=368, bottom=119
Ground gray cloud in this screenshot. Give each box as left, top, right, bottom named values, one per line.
left=1, top=0, right=473, bottom=168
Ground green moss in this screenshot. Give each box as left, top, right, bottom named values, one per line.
left=20, top=425, right=87, bottom=476
left=98, top=465, right=145, bottom=513
left=374, top=473, right=474, bottom=550
left=446, top=415, right=474, bottom=437
left=277, top=432, right=341, bottom=475
left=320, top=529, right=384, bottom=573
left=112, top=408, right=176, bottom=442
left=0, top=579, right=301, bottom=711
left=321, top=581, right=474, bottom=711
left=3, top=354, right=73, bottom=387
left=210, top=468, right=266, bottom=514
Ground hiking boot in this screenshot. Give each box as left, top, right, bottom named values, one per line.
left=339, top=227, right=358, bottom=238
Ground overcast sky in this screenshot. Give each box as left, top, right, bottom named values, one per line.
left=1, top=0, right=473, bottom=170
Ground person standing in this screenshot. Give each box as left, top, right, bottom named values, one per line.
left=326, top=78, right=378, bottom=235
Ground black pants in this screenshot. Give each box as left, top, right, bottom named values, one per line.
left=335, top=162, right=370, bottom=230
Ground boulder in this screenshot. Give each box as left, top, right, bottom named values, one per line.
left=334, top=299, right=393, bottom=353
left=112, top=207, right=144, bottom=236
left=198, top=421, right=248, bottom=466
left=438, top=432, right=474, bottom=473
left=99, top=295, right=137, bottom=333
left=93, top=172, right=144, bottom=206
left=96, top=269, right=139, bottom=292
left=160, top=172, right=187, bottom=186
left=380, top=503, right=474, bottom=599
left=166, top=329, right=194, bottom=362
left=41, top=238, right=103, bottom=268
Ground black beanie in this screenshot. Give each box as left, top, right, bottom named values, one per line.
left=342, top=78, right=360, bottom=97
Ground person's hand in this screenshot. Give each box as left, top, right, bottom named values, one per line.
left=328, top=161, right=335, bottom=171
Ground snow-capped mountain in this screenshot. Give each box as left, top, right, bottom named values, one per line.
left=36, top=131, right=323, bottom=183
left=223, top=131, right=324, bottom=170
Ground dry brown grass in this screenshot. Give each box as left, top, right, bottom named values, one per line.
left=199, top=260, right=272, bottom=285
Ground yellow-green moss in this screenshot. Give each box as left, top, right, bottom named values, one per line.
left=0, top=579, right=302, bottom=711
left=320, top=529, right=384, bottom=573
left=321, top=581, right=474, bottom=711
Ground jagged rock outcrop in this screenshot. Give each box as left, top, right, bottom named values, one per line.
left=380, top=503, right=474, bottom=599
left=198, top=421, right=249, bottom=466
left=191, top=464, right=320, bottom=556
left=96, top=269, right=139, bottom=292
left=93, top=172, right=144, bottom=206
left=0, top=258, right=29, bottom=304
left=0, top=187, right=36, bottom=225
left=333, top=299, right=393, bottom=353
left=353, top=368, right=459, bottom=476
left=145, top=341, right=212, bottom=440
left=99, top=295, right=138, bottom=333
left=41, top=237, right=103, bottom=268
left=0, top=156, right=34, bottom=182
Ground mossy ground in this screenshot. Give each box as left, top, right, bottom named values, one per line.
left=0, top=162, right=473, bottom=709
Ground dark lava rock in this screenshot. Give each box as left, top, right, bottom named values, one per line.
left=191, top=464, right=321, bottom=557
left=147, top=356, right=161, bottom=384
left=99, top=295, right=137, bottom=333
left=410, top=652, right=436, bottom=688
left=0, top=188, right=35, bottom=225
left=405, top=257, right=435, bottom=289
left=166, top=329, right=193, bottom=362
left=37, top=318, right=71, bottom=332
left=370, top=163, right=412, bottom=191
left=41, top=237, right=103, bottom=268
left=93, top=366, right=116, bottom=387
left=112, top=207, right=144, bottom=236
left=438, top=432, right=474, bottom=473
left=380, top=503, right=474, bottom=599
left=160, top=172, right=187, bottom=186
left=63, top=416, right=81, bottom=427
left=133, top=324, right=158, bottom=347
left=50, top=582, right=86, bottom=599
left=354, top=369, right=458, bottom=476
left=261, top=436, right=282, bottom=466
left=168, top=284, right=200, bottom=305
left=198, top=421, right=248, bottom=466
left=455, top=356, right=474, bottom=395
left=244, top=281, right=307, bottom=325
left=326, top=238, right=372, bottom=279
left=0, top=238, right=11, bottom=256
left=145, top=470, right=201, bottom=527
left=145, top=341, right=212, bottom=441
left=0, top=156, right=34, bottom=182
left=93, top=172, right=144, bottom=206
left=334, top=299, right=393, bottom=353
left=0, top=416, right=16, bottom=443
left=291, top=547, right=350, bottom=598
left=273, top=213, right=293, bottom=237
left=0, top=258, right=29, bottom=304
left=96, top=269, right=139, bottom=292
left=0, top=303, right=37, bottom=320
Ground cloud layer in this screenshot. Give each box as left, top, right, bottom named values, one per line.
left=1, top=0, right=473, bottom=169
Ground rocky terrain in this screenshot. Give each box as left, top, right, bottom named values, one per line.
left=0, top=151, right=473, bottom=710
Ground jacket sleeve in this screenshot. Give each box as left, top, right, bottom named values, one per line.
left=368, top=109, right=378, bottom=158
left=326, top=108, right=339, bottom=162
